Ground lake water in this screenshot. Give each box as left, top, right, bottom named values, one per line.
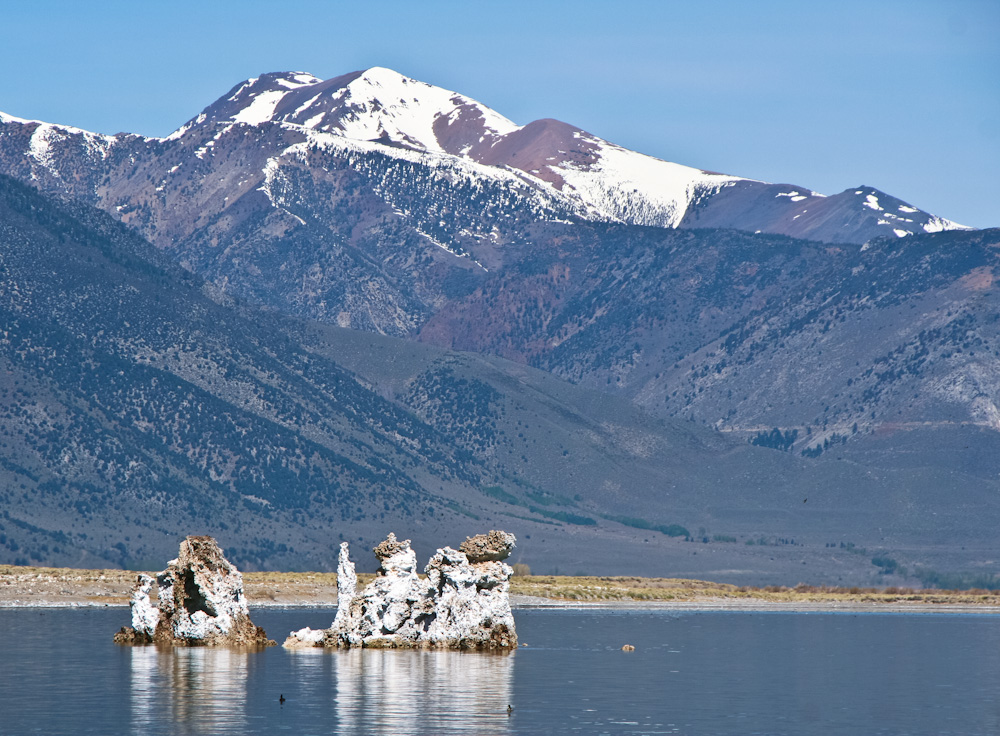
left=1, top=607, right=999, bottom=735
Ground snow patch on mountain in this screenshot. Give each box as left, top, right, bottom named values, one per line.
left=28, top=125, right=60, bottom=172
left=164, top=113, right=206, bottom=141
left=556, top=139, right=743, bottom=228
left=848, top=187, right=971, bottom=236
left=303, top=112, right=325, bottom=128
left=2, top=118, right=120, bottom=181
left=277, top=73, right=322, bottom=89
left=863, top=193, right=881, bottom=211
left=232, top=90, right=288, bottom=125
left=230, top=73, right=324, bottom=125
left=0, top=112, right=116, bottom=145
left=415, top=225, right=489, bottom=271
left=312, top=67, right=518, bottom=152
left=292, top=125, right=577, bottom=212
left=0, top=114, right=118, bottom=170
left=258, top=156, right=294, bottom=213
left=294, top=94, right=322, bottom=117
left=923, top=216, right=968, bottom=234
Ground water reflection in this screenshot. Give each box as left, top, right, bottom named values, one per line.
left=333, top=649, right=514, bottom=735
left=285, top=645, right=332, bottom=708
left=129, top=646, right=250, bottom=735
left=5, top=609, right=1000, bottom=735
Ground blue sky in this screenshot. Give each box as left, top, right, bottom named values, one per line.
left=1, top=0, right=997, bottom=227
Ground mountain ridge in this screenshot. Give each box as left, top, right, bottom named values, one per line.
left=0, top=66, right=968, bottom=246
left=173, top=66, right=970, bottom=240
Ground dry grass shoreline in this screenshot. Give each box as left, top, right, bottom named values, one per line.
left=508, top=575, right=1000, bottom=613
left=3, top=565, right=1000, bottom=611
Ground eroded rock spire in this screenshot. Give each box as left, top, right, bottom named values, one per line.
left=285, top=531, right=518, bottom=649
left=114, top=536, right=274, bottom=647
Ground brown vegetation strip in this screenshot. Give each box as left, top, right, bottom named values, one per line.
left=510, top=575, right=1000, bottom=606
left=1, top=566, right=1000, bottom=607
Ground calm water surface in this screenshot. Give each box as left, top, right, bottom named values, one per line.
left=1, top=607, right=999, bottom=735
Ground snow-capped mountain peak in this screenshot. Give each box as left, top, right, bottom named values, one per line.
left=173, top=66, right=519, bottom=156
left=2, top=67, right=973, bottom=243
left=155, top=67, right=970, bottom=238
left=301, top=66, right=519, bottom=154
left=183, top=67, right=738, bottom=228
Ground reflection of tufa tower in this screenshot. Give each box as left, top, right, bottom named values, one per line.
left=128, top=646, right=250, bottom=735
left=334, top=648, right=515, bottom=733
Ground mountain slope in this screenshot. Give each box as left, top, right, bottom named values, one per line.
left=304, top=321, right=1000, bottom=586
left=0, top=69, right=995, bottom=585
left=0, top=173, right=496, bottom=568
left=0, top=174, right=795, bottom=576
left=418, top=222, right=1000, bottom=470
left=3, top=175, right=997, bottom=584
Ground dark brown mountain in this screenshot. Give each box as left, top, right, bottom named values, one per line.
left=419, top=222, right=1000, bottom=469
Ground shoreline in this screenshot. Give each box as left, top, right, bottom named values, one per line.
left=3, top=565, right=1000, bottom=615
left=508, top=595, right=1000, bottom=615
left=3, top=597, right=1000, bottom=615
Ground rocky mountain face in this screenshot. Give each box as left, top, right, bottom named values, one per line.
left=0, top=68, right=995, bottom=585
left=419, top=223, right=1000, bottom=465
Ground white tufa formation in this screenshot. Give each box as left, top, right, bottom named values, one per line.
left=114, top=536, right=273, bottom=646
left=128, top=574, right=160, bottom=635
left=284, top=531, right=518, bottom=650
